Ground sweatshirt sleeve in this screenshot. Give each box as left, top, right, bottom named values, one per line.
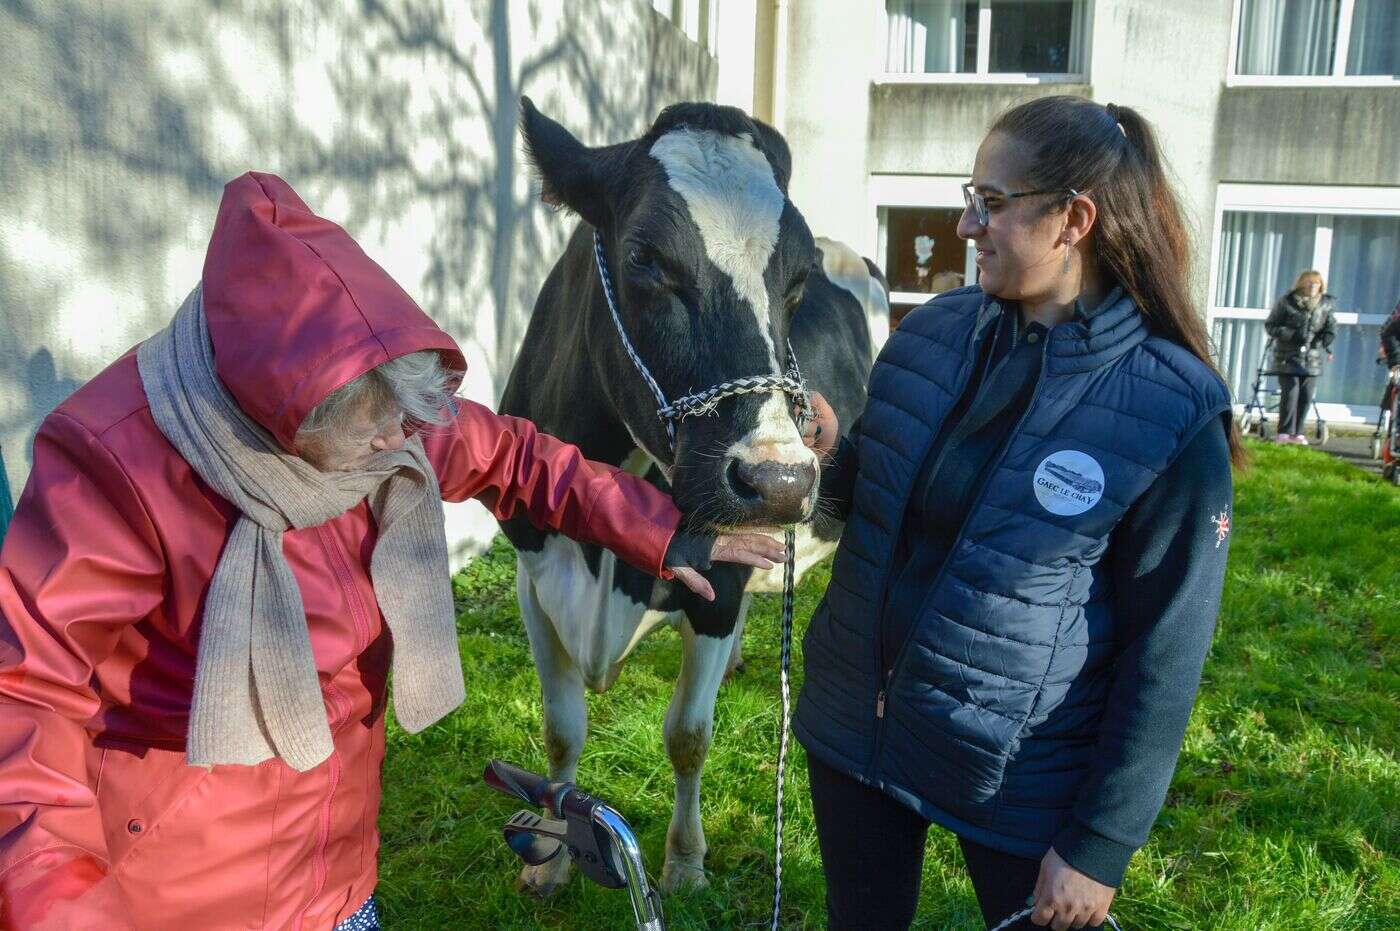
left=1, top=413, right=162, bottom=929
left=424, top=398, right=681, bottom=578
left=1051, top=416, right=1233, bottom=887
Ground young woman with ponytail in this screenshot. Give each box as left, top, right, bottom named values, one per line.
left=793, top=97, right=1242, bottom=930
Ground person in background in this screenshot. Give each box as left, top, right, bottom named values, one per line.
left=1377, top=298, right=1400, bottom=442
left=0, top=173, right=780, bottom=931
left=1265, top=270, right=1337, bottom=445
left=1378, top=299, right=1400, bottom=369
left=796, top=96, right=1242, bottom=931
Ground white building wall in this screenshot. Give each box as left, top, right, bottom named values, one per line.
left=0, top=0, right=715, bottom=563
left=1087, top=0, right=1235, bottom=303
left=781, top=1, right=878, bottom=257
left=775, top=0, right=1236, bottom=309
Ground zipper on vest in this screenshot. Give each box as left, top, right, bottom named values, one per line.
left=867, top=319, right=995, bottom=728
left=870, top=308, right=1004, bottom=715
left=868, top=332, right=1051, bottom=777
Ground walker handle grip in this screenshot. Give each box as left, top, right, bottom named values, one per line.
left=483, top=760, right=571, bottom=815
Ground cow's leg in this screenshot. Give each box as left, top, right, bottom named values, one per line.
left=660, top=619, right=736, bottom=892
left=515, top=565, right=584, bottom=898
left=723, top=592, right=752, bottom=680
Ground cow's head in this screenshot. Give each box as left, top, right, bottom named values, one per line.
left=521, top=98, right=819, bottom=529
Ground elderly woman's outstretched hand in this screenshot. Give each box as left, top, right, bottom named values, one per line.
left=669, top=532, right=787, bottom=602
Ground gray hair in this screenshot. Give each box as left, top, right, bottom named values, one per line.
left=298, top=350, right=456, bottom=443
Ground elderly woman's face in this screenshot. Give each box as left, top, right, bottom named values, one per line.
left=298, top=399, right=408, bottom=472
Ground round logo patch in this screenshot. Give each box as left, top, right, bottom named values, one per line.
left=1032, top=450, right=1105, bottom=516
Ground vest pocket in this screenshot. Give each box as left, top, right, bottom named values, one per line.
left=885, top=606, right=1058, bottom=806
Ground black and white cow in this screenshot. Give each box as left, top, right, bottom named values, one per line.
left=498, top=98, right=881, bottom=895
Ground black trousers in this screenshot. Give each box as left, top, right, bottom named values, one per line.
left=808, top=755, right=1102, bottom=931
left=1277, top=374, right=1316, bottom=436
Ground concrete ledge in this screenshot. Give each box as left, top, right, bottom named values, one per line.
left=867, top=81, right=1093, bottom=175
left=1214, top=86, right=1400, bottom=186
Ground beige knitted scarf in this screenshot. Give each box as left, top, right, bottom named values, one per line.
left=138, top=286, right=464, bottom=772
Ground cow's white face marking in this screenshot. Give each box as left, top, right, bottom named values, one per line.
left=650, top=128, right=812, bottom=473
left=726, top=392, right=817, bottom=468
left=649, top=129, right=784, bottom=370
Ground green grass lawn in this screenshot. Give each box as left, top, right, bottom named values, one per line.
left=377, top=440, right=1399, bottom=929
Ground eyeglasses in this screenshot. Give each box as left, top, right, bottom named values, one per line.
left=961, top=182, right=1081, bottom=227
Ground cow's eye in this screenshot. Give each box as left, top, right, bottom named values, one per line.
left=627, top=246, right=661, bottom=277
left=785, top=283, right=805, bottom=313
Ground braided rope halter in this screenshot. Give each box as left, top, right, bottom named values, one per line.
left=593, top=230, right=808, bottom=930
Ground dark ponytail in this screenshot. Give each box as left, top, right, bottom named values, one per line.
left=990, top=96, right=1247, bottom=468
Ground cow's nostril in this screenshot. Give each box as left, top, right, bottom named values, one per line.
left=729, top=458, right=816, bottom=521
left=727, top=457, right=763, bottom=503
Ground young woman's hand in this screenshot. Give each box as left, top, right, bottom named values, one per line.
left=671, top=533, right=787, bottom=602
left=1030, top=847, right=1116, bottom=930
left=800, top=390, right=839, bottom=460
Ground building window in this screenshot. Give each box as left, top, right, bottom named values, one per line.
left=1210, top=185, right=1400, bottom=421
left=653, top=0, right=715, bottom=50
left=871, top=176, right=981, bottom=327
left=881, top=0, right=1090, bottom=82
left=1231, top=0, right=1398, bottom=82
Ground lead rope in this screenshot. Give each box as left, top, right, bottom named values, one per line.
left=593, top=231, right=807, bottom=930
left=771, top=522, right=796, bottom=931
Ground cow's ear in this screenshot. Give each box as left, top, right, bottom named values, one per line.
left=520, top=96, right=621, bottom=228
left=748, top=117, right=792, bottom=194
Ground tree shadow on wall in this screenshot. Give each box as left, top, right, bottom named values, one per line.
left=330, top=0, right=717, bottom=396
left=0, top=0, right=716, bottom=507
left=0, top=0, right=715, bottom=442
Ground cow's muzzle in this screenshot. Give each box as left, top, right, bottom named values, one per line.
left=724, top=455, right=817, bottom=524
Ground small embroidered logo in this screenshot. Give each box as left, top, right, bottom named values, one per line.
left=1212, top=509, right=1232, bottom=548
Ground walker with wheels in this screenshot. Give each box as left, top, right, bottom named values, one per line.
left=484, top=760, right=665, bottom=930
left=483, top=758, right=1125, bottom=929
left=1236, top=337, right=1329, bottom=445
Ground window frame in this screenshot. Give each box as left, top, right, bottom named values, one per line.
left=874, top=0, right=1095, bottom=85
left=1226, top=0, right=1399, bottom=87
left=869, top=175, right=979, bottom=311
left=1207, top=182, right=1400, bottom=422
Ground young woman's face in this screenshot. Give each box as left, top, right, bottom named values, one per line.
left=297, top=399, right=408, bottom=472
left=1299, top=277, right=1322, bottom=298
left=957, top=133, right=1071, bottom=302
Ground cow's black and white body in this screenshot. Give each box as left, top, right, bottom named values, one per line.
left=498, top=99, right=880, bottom=895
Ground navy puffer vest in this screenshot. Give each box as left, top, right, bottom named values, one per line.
left=794, top=285, right=1231, bottom=855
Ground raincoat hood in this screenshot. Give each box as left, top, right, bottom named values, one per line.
left=201, top=172, right=466, bottom=450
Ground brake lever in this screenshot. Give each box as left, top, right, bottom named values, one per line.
left=502, top=810, right=567, bottom=866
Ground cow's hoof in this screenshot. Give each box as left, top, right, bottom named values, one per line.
left=723, top=660, right=746, bottom=682
left=516, top=856, right=572, bottom=898
left=660, top=859, right=709, bottom=893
